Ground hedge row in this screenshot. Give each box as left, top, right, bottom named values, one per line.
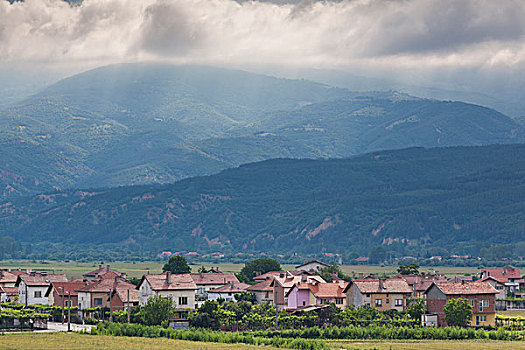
left=252, top=325, right=525, bottom=341
left=91, top=322, right=327, bottom=350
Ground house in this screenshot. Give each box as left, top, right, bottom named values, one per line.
left=246, top=279, right=273, bottom=304
left=344, top=278, right=412, bottom=311
left=295, top=260, right=330, bottom=273
left=355, top=257, right=370, bottom=263
left=0, top=287, right=18, bottom=302
left=137, top=272, right=197, bottom=318
left=287, top=281, right=348, bottom=310
left=425, top=281, right=498, bottom=327
left=207, top=282, right=251, bottom=302
left=45, top=281, right=88, bottom=307
left=397, top=273, right=447, bottom=298
left=189, top=272, right=239, bottom=298
left=479, top=276, right=507, bottom=301
left=77, top=276, right=135, bottom=311
left=270, top=272, right=325, bottom=310
left=15, top=273, right=67, bottom=305
left=480, top=268, right=521, bottom=293
left=0, top=270, right=21, bottom=288
left=111, top=283, right=140, bottom=310
left=83, top=265, right=126, bottom=281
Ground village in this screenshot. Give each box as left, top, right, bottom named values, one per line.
left=0, top=258, right=524, bottom=333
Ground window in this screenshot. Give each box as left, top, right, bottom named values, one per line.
left=34, top=291, right=42, bottom=298
left=476, top=315, right=487, bottom=325
left=469, top=299, right=475, bottom=307
left=375, top=299, right=382, bottom=307
left=480, top=299, right=489, bottom=311
left=302, top=301, right=306, bottom=306
left=335, top=298, right=343, bottom=305
left=366, top=294, right=371, bottom=298
left=94, top=298, right=102, bottom=306
left=395, top=299, right=403, bottom=307
left=265, top=291, right=269, bottom=298
left=179, top=297, right=188, bottom=305
left=65, top=300, right=71, bottom=307
left=386, top=299, right=390, bottom=304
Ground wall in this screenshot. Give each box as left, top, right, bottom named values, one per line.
left=18, top=282, right=51, bottom=305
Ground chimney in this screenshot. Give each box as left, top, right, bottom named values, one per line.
left=379, top=278, right=385, bottom=290
left=121, top=273, right=127, bottom=279
left=230, top=281, right=234, bottom=288
left=107, top=264, right=110, bottom=272
left=166, top=271, right=171, bottom=284
left=461, top=280, right=466, bottom=285
left=339, top=281, right=345, bottom=289
left=301, top=275, right=307, bottom=283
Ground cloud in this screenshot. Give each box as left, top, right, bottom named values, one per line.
left=0, top=0, right=525, bottom=71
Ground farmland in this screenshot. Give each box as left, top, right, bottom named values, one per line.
left=0, top=260, right=480, bottom=279
left=0, top=333, right=522, bottom=350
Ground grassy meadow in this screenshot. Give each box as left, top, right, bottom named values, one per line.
left=0, top=260, right=480, bottom=279
left=0, top=333, right=522, bottom=350
left=0, top=333, right=266, bottom=350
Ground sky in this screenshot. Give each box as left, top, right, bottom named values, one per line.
left=1, top=0, right=525, bottom=115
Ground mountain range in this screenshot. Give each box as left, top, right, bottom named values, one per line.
left=0, top=144, right=523, bottom=258
left=0, top=63, right=523, bottom=200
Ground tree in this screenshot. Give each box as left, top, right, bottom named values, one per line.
left=238, top=258, right=281, bottom=282
left=319, top=264, right=351, bottom=282
left=407, top=298, right=426, bottom=321
left=397, top=263, right=420, bottom=275
left=140, top=295, right=175, bottom=326
left=234, top=292, right=257, bottom=303
left=162, top=255, right=191, bottom=274
left=369, top=246, right=387, bottom=264
left=444, top=298, right=472, bottom=327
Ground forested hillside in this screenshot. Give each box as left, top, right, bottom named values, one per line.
left=0, top=64, right=522, bottom=199
left=1, top=144, right=523, bottom=258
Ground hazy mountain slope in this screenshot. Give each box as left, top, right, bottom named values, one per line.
left=1, top=144, right=523, bottom=257
left=0, top=63, right=523, bottom=199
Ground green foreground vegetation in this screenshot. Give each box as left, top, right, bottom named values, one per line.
left=1, top=333, right=523, bottom=350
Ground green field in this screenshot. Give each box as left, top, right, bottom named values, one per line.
left=0, top=260, right=481, bottom=279
left=0, top=333, right=522, bottom=350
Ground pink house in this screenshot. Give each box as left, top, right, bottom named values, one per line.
left=286, top=280, right=348, bottom=310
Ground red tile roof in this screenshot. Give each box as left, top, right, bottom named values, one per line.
left=46, top=281, right=88, bottom=297
left=246, top=279, right=273, bottom=292
left=426, top=281, right=498, bottom=295
left=140, top=272, right=197, bottom=291
left=15, top=274, right=67, bottom=287
left=84, top=265, right=121, bottom=278
left=347, top=279, right=412, bottom=294
left=208, top=282, right=251, bottom=294
left=253, top=271, right=282, bottom=281
left=77, top=278, right=135, bottom=293
left=481, top=268, right=521, bottom=283
left=0, top=271, right=18, bottom=284
left=9, top=270, right=29, bottom=276
left=289, top=282, right=348, bottom=298
left=190, top=273, right=238, bottom=286
left=114, top=284, right=139, bottom=303
left=1, top=286, right=18, bottom=297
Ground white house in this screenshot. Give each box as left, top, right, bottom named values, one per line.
left=15, top=273, right=67, bottom=305
left=137, top=272, right=198, bottom=318
left=295, top=260, right=330, bottom=273
left=190, top=272, right=239, bottom=298
left=207, top=282, right=250, bottom=302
